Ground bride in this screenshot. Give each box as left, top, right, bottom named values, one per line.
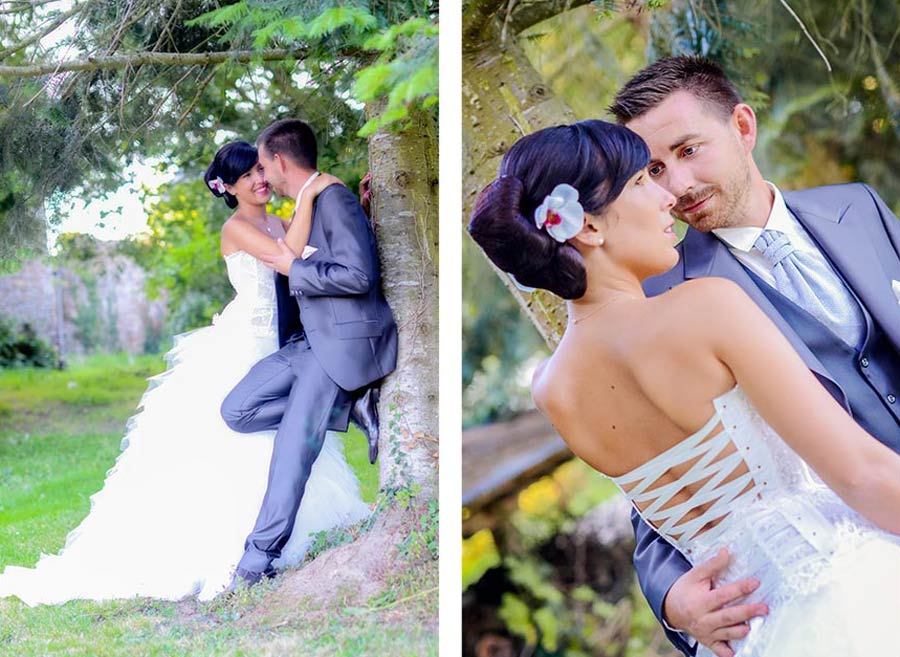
left=0, top=141, right=370, bottom=605
left=469, top=120, right=900, bottom=657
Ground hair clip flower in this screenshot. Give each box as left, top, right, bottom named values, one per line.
left=208, top=177, right=226, bottom=194
left=534, top=183, right=584, bottom=242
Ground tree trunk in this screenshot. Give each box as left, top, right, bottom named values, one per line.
left=462, top=0, right=580, bottom=348
left=368, top=108, right=439, bottom=497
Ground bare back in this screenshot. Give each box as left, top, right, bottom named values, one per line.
left=534, top=273, right=900, bottom=538
left=533, top=280, right=749, bottom=537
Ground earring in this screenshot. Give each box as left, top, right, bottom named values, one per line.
left=597, top=237, right=605, bottom=246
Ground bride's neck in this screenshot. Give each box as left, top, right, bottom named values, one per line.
left=570, top=255, right=646, bottom=309
left=233, top=201, right=268, bottom=222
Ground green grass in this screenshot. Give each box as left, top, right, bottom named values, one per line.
left=0, top=354, right=430, bottom=657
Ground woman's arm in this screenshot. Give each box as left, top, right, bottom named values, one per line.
left=697, top=277, right=900, bottom=534
left=282, top=173, right=344, bottom=255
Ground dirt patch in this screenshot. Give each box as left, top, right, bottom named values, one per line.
left=237, top=506, right=418, bottom=629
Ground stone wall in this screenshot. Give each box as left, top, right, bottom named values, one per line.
left=0, top=249, right=167, bottom=356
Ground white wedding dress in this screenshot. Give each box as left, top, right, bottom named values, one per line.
left=0, top=250, right=371, bottom=605
left=611, top=386, right=900, bottom=657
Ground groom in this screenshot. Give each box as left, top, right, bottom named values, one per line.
left=220, top=118, right=398, bottom=585
left=610, top=56, right=900, bottom=656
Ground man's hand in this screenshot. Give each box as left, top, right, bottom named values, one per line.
left=260, top=239, right=298, bottom=276
left=663, top=548, right=768, bottom=657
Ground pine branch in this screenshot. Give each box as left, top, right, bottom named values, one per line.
left=0, top=0, right=62, bottom=15
left=0, top=47, right=311, bottom=78
left=0, top=1, right=90, bottom=61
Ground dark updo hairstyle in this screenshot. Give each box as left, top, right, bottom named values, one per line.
left=468, top=120, right=650, bottom=299
left=204, top=141, right=258, bottom=209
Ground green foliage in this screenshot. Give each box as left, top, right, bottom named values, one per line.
left=461, top=528, right=502, bottom=591
left=462, top=238, right=549, bottom=427
left=398, top=497, right=439, bottom=561
left=0, top=0, right=388, bottom=268
left=0, top=316, right=58, bottom=369
left=462, top=460, right=668, bottom=656
left=354, top=16, right=439, bottom=136
left=306, top=524, right=359, bottom=561
left=307, top=6, right=378, bottom=37
left=126, top=179, right=232, bottom=333
left=189, top=0, right=438, bottom=137
left=498, top=593, right=538, bottom=645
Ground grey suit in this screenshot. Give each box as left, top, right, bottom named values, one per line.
left=637, top=183, right=900, bottom=655
left=221, top=183, right=398, bottom=574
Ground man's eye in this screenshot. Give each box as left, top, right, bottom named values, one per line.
left=648, top=164, right=664, bottom=177
left=682, top=145, right=698, bottom=157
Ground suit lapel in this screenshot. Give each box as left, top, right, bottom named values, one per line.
left=681, top=227, right=838, bottom=387
left=785, top=191, right=900, bottom=350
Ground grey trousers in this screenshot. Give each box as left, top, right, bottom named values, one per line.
left=221, top=337, right=351, bottom=573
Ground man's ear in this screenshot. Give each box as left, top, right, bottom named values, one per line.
left=570, top=214, right=605, bottom=248
left=274, top=153, right=288, bottom=174
left=732, top=103, right=757, bottom=153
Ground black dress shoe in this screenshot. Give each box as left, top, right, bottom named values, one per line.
left=349, top=386, right=380, bottom=464
left=226, top=565, right=276, bottom=592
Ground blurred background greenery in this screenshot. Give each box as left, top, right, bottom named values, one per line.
left=462, top=2, right=900, bottom=656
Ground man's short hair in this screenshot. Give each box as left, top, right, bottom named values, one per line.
left=258, top=118, right=318, bottom=169
left=609, top=56, right=742, bottom=124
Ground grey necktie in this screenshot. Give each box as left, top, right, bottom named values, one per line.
left=754, top=229, right=865, bottom=348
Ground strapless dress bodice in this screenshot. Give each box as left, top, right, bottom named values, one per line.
left=610, top=386, right=889, bottom=656
left=222, top=250, right=277, bottom=338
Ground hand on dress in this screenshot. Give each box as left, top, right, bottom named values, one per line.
left=663, top=548, right=768, bottom=657
left=260, top=239, right=297, bottom=276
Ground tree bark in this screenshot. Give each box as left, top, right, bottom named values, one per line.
left=368, top=107, right=439, bottom=497
left=462, top=0, right=575, bottom=348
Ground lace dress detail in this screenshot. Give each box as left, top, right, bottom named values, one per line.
left=221, top=250, right=277, bottom=338
left=611, top=386, right=900, bottom=657
left=0, top=250, right=369, bottom=605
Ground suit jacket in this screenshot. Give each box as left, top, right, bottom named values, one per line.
left=636, top=182, right=900, bottom=655
left=273, top=183, right=398, bottom=392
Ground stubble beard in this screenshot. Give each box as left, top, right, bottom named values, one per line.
left=675, top=160, right=753, bottom=232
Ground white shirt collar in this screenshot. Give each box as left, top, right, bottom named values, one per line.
left=294, top=171, right=321, bottom=206
left=712, top=182, right=792, bottom=253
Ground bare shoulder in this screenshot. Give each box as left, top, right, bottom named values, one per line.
left=531, top=346, right=580, bottom=428
left=531, top=356, right=554, bottom=413
left=652, top=277, right=754, bottom=333
left=220, top=215, right=243, bottom=237
left=219, top=214, right=242, bottom=252
left=663, top=276, right=746, bottom=304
